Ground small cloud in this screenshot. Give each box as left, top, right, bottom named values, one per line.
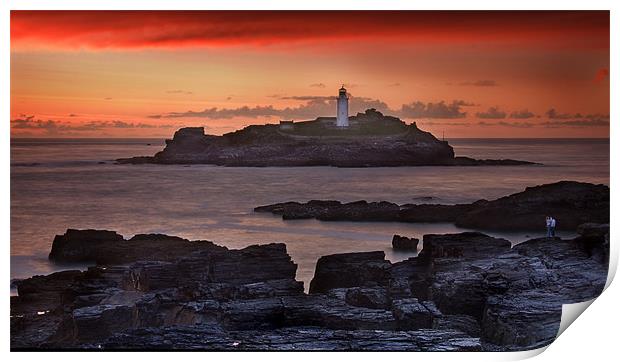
left=388, top=82, right=401, bottom=87
left=309, top=83, right=326, bottom=88
left=545, top=108, right=572, bottom=119
left=149, top=106, right=281, bottom=120
left=476, top=107, right=507, bottom=119
left=68, top=113, right=79, bottom=117
left=420, top=121, right=468, bottom=127
left=166, top=90, right=193, bottom=95
left=594, top=68, right=609, bottom=83
left=545, top=108, right=608, bottom=120
left=278, top=95, right=335, bottom=101
left=477, top=121, right=534, bottom=128
left=226, top=96, right=233, bottom=101
left=11, top=116, right=162, bottom=135
left=104, top=97, right=113, bottom=100
left=509, top=109, right=536, bottom=119
left=397, top=100, right=472, bottom=119
left=458, top=80, right=499, bottom=87
left=542, top=118, right=609, bottom=128
left=107, top=120, right=158, bottom=129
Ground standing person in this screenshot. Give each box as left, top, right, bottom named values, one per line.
left=546, top=216, right=552, bottom=237
left=550, top=217, right=557, bottom=237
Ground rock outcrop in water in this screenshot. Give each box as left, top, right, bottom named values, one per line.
left=11, top=224, right=608, bottom=351
left=255, top=181, right=610, bottom=231
left=48, top=229, right=225, bottom=264
left=117, top=109, right=535, bottom=167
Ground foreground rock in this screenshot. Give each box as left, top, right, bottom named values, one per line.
left=309, top=226, right=608, bottom=351
left=12, top=230, right=478, bottom=351
left=11, top=225, right=608, bottom=351
left=13, top=238, right=305, bottom=349
left=101, top=326, right=480, bottom=351
left=255, top=181, right=609, bottom=231
left=48, top=229, right=225, bottom=264
left=392, top=235, right=419, bottom=250
left=309, top=251, right=390, bottom=294
left=117, top=109, right=534, bottom=167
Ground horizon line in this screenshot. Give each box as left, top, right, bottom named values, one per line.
left=9, top=136, right=611, bottom=140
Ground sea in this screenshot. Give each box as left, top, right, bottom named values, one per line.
left=10, top=138, right=610, bottom=292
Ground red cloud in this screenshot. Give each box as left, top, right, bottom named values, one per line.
left=594, top=68, right=609, bottom=83
left=11, top=11, right=609, bottom=51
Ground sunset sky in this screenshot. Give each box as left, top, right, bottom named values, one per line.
left=10, top=11, right=610, bottom=138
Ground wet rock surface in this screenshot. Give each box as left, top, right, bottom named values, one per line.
left=117, top=109, right=534, bottom=167
left=11, top=225, right=608, bottom=351
left=255, top=181, right=609, bottom=231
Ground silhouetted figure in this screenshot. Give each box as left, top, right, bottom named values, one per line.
left=550, top=217, right=556, bottom=237
left=546, top=216, right=552, bottom=237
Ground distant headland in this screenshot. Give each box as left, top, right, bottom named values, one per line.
left=118, top=87, right=536, bottom=167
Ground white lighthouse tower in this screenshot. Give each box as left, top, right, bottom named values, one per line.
left=336, top=85, right=349, bottom=127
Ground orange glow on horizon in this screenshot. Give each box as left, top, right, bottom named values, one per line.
left=10, top=10, right=610, bottom=138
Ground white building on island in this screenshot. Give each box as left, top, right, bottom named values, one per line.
left=336, top=85, right=349, bottom=127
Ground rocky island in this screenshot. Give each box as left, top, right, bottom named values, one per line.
left=117, top=109, right=536, bottom=167
left=11, top=222, right=608, bottom=351
left=255, top=181, right=610, bottom=231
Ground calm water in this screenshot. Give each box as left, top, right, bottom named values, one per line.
left=10, top=138, right=609, bottom=290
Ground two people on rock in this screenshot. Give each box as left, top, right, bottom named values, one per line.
left=546, top=216, right=557, bottom=237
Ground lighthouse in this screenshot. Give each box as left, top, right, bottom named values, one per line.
left=336, top=85, right=349, bottom=127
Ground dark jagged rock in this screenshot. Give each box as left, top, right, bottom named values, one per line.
left=279, top=295, right=397, bottom=330
left=453, top=157, right=537, bottom=166
left=256, top=200, right=401, bottom=220
left=12, top=270, right=84, bottom=314
left=13, top=239, right=304, bottom=349
left=433, top=314, right=481, bottom=338
left=316, top=201, right=401, bottom=221
left=12, top=226, right=608, bottom=351
left=254, top=200, right=341, bottom=220
left=256, top=181, right=609, bottom=231
left=574, top=223, right=610, bottom=264
left=306, top=229, right=607, bottom=351
left=100, top=325, right=482, bottom=351
left=49, top=229, right=123, bottom=262
left=576, top=223, right=609, bottom=239
left=454, top=181, right=610, bottom=230
left=48, top=229, right=225, bottom=264
left=121, top=243, right=300, bottom=292
left=387, top=257, right=430, bottom=299
left=117, top=109, right=534, bottom=167
left=420, top=236, right=516, bottom=320
left=418, top=232, right=511, bottom=262
left=308, top=251, right=391, bottom=294
left=343, top=287, right=391, bottom=309
left=255, top=199, right=469, bottom=222
left=481, top=291, right=562, bottom=349
left=392, top=235, right=419, bottom=250
left=431, top=236, right=606, bottom=349
left=399, top=203, right=480, bottom=222
left=391, top=298, right=435, bottom=330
